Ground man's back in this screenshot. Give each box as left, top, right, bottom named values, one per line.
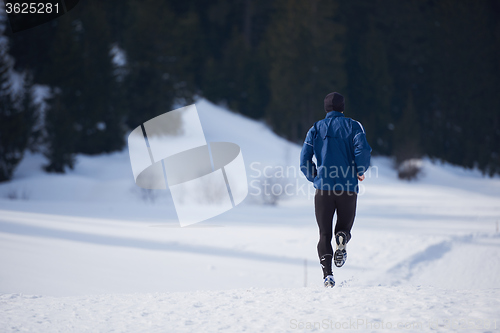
left=300, top=110, right=371, bottom=193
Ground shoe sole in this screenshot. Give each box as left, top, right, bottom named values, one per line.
left=333, top=250, right=345, bottom=267
left=324, top=277, right=335, bottom=288
left=334, top=233, right=347, bottom=267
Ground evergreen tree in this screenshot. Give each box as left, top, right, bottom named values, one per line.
left=266, top=0, right=346, bottom=141
left=41, top=13, right=80, bottom=172
left=72, top=2, right=125, bottom=154
left=43, top=2, right=126, bottom=171
left=345, top=6, right=394, bottom=153
left=341, top=0, right=432, bottom=155
left=0, top=52, right=37, bottom=181
left=43, top=88, right=76, bottom=172
left=123, top=0, right=200, bottom=128
left=201, top=28, right=269, bottom=119
left=197, top=0, right=272, bottom=119
left=394, top=91, right=421, bottom=164
left=428, top=0, right=500, bottom=174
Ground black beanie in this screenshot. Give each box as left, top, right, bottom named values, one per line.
left=324, top=92, right=345, bottom=112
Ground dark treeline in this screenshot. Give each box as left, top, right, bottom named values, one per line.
left=1, top=0, right=499, bottom=181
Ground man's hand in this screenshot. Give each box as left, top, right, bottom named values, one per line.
left=357, top=174, right=365, bottom=181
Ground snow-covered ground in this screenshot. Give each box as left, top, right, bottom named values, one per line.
left=1, top=99, right=500, bottom=332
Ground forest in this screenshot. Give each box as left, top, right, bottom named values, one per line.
left=1, top=0, right=499, bottom=181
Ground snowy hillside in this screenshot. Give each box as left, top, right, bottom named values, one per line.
left=1, top=99, right=500, bottom=332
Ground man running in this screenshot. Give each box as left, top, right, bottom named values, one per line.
left=300, top=92, right=371, bottom=288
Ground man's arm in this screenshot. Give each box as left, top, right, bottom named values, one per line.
left=352, top=121, right=372, bottom=178
left=300, top=126, right=317, bottom=182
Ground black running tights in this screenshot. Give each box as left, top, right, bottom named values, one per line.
left=314, top=189, right=357, bottom=261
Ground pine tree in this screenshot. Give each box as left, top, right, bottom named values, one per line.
left=73, top=2, right=125, bottom=154
left=428, top=0, right=500, bottom=174
left=347, top=10, right=394, bottom=154
left=43, top=87, right=77, bottom=172
left=394, top=91, right=421, bottom=164
left=266, top=0, right=346, bottom=141
left=41, top=13, right=80, bottom=172
left=197, top=0, right=272, bottom=119
left=0, top=52, right=36, bottom=181
left=43, top=2, right=127, bottom=171
left=123, top=0, right=199, bottom=128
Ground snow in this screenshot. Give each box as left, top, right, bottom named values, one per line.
left=110, top=44, right=127, bottom=68
left=2, top=288, right=499, bottom=333
left=109, top=43, right=128, bottom=82
left=31, top=84, right=51, bottom=131
left=1, top=99, right=500, bottom=332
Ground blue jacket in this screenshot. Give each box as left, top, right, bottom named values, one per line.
left=300, top=111, right=372, bottom=193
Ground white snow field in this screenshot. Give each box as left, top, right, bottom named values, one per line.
left=1, top=99, right=500, bottom=332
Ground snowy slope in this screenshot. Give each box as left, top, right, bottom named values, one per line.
left=1, top=99, right=500, bottom=332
